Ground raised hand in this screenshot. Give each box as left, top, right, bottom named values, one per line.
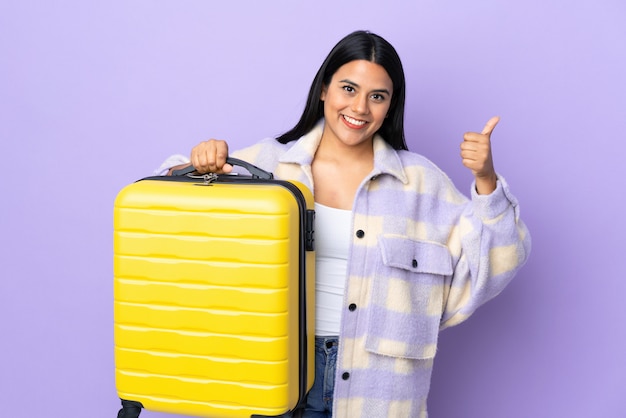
left=460, top=116, right=499, bottom=194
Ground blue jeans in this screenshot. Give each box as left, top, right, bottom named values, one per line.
left=278, top=336, right=338, bottom=417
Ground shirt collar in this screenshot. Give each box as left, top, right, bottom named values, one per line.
left=279, top=119, right=408, bottom=184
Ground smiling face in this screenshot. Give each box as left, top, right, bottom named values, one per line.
left=320, top=59, right=394, bottom=151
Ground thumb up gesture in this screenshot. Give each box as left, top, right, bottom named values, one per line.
left=461, top=116, right=499, bottom=194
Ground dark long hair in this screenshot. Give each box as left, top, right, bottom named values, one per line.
left=277, top=30, right=407, bottom=150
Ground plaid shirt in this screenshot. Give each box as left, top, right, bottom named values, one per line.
left=166, top=121, right=531, bottom=417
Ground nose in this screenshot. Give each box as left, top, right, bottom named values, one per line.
left=351, top=93, right=369, bottom=115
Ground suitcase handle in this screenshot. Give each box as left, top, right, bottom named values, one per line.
left=171, top=157, right=273, bottom=180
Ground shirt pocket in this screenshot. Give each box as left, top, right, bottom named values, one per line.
left=364, top=234, right=453, bottom=360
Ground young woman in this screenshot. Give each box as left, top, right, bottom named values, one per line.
left=160, top=30, right=531, bottom=418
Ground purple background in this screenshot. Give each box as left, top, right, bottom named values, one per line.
left=1, top=1, right=624, bottom=417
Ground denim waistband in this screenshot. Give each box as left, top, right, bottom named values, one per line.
left=315, top=336, right=339, bottom=351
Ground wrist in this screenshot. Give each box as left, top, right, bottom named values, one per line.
left=475, top=173, right=497, bottom=195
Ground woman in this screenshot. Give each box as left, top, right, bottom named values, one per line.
left=161, top=30, right=530, bottom=418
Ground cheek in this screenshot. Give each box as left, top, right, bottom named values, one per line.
left=374, top=106, right=391, bottom=125
left=322, top=94, right=345, bottom=112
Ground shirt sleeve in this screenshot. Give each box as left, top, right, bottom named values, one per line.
left=440, top=174, right=531, bottom=329
left=153, top=154, right=190, bottom=176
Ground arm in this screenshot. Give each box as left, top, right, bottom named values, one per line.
left=440, top=176, right=531, bottom=329
left=440, top=117, right=531, bottom=328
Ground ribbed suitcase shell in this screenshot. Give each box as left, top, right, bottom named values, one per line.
left=114, top=174, right=315, bottom=418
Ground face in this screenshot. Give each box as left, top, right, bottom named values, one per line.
left=320, top=60, right=393, bottom=150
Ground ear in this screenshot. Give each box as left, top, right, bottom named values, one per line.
left=320, top=84, right=328, bottom=101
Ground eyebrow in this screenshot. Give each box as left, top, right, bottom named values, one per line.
left=339, top=79, right=391, bottom=95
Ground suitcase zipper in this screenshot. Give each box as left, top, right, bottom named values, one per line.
left=187, top=172, right=218, bottom=185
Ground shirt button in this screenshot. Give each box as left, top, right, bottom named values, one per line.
left=348, top=303, right=357, bottom=312
left=412, top=259, right=418, bottom=268
left=342, top=372, right=350, bottom=380
left=356, top=229, right=365, bottom=238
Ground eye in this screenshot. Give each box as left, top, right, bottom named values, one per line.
left=341, top=84, right=356, bottom=93
left=371, top=93, right=386, bottom=102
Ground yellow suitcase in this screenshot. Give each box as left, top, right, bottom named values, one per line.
left=113, top=158, right=315, bottom=418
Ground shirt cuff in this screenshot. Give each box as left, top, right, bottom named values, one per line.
left=470, top=174, right=520, bottom=220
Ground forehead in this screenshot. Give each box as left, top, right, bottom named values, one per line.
left=331, top=60, right=393, bottom=90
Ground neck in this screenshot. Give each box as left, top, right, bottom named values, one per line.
left=317, top=135, right=374, bottom=164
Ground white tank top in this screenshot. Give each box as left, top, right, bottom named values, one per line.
left=314, top=202, right=351, bottom=336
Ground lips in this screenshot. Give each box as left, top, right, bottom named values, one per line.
left=342, top=114, right=368, bottom=127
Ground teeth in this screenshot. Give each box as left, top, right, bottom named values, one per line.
left=344, top=115, right=366, bottom=126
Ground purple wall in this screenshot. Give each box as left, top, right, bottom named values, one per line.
left=1, top=1, right=624, bottom=417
